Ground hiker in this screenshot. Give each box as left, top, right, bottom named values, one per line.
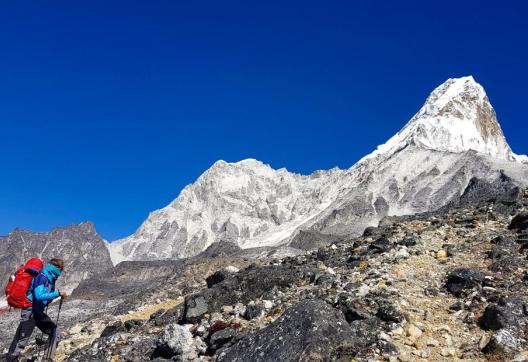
left=6, top=258, right=68, bottom=362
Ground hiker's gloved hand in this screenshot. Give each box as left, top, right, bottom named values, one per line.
left=59, top=291, right=69, bottom=299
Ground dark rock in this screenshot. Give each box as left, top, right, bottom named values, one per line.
left=378, top=339, right=398, bottom=355
left=183, top=294, right=209, bottom=324
left=217, top=300, right=370, bottom=361
left=483, top=328, right=521, bottom=354
left=183, top=264, right=315, bottom=323
left=244, top=304, right=264, bottom=320
left=206, top=270, right=232, bottom=288
left=509, top=212, right=528, bottom=231
left=347, top=254, right=367, bottom=267
left=453, top=174, right=521, bottom=211
left=480, top=298, right=527, bottom=331
left=290, top=230, right=342, bottom=250
left=314, top=274, right=336, bottom=287
left=445, top=268, right=483, bottom=297
left=349, top=317, right=381, bottom=347
left=369, top=237, right=392, bottom=254
left=376, top=302, right=404, bottom=323
left=363, top=227, right=378, bottom=237
left=66, top=334, right=157, bottom=361
left=196, top=241, right=243, bottom=258
left=149, top=308, right=166, bottom=321
left=335, top=297, right=373, bottom=323
left=316, top=248, right=333, bottom=262
left=449, top=301, right=464, bottom=311
left=490, top=257, right=519, bottom=273
left=208, top=328, right=237, bottom=353
left=446, top=245, right=457, bottom=257
left=100, top=321, right=126, bottom=338
left=398, top=238, right=417, bottom=247
left=343, top=282, right=361, bottom=292
left=124, top=319, right=143, bottom=331
left=150, top=303, right=185, bottom=326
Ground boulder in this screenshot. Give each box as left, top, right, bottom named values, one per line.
left=184, top=294, right=209, bottom=324
left=363, top=226, right=378, bottom=237
left=152, top=323, right=198, bottom=360
left=124, top=319, right=143, bottom=331
left=217, top=300, right=370, bottom=361
left=509, top=212, right=528, bottom=231
left=376, top=302, right=404, bottom=323
left=206, top=270, right=232, bottom=288
left=480, top=298, right=527, bottom=331
left=150, top=303, right=185, bottom=326
left=244, top=304, right=264, bottom=320
left=208, top=328, right=238, bottom=353
left=445, top=268, right=483, bottom=296
left=335, top=297, right=374, bottom=323
left=483, top=328, right=521, bottom=354
left=369, top=237, right=392, bottom=254
left=100, top=321, right=126, bottom=338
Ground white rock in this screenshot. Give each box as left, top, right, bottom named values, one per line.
left=395, top=248, right=410, bottom=259
left=357, top=284, right=370, bottom=297
left=224, top=265, right=240, bottom=273
left=406, top=324, right=423, bottom=341
left=157, top=323, right=197, bottom=360
left=262, top=300, right=273, bottom=309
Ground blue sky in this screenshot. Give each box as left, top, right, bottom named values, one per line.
left=1, top=1, right=527, bottom=240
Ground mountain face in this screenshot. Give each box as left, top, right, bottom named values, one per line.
left=109, top=76, right=528, bottom=264
left=0, top=222, right=113, bottom=290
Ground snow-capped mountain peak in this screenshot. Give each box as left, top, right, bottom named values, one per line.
left=107, top=76, right=528, bottom=264
left=365, top=76, right=522, bottom=162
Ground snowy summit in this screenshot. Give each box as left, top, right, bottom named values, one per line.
left=365, top=76, right=525, bottom=162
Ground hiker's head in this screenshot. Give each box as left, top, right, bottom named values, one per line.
left=47, top=258, right=65, bottom=278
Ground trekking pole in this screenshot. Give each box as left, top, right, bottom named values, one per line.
left=56, top=297, right=63, bottom=325
left=43, top=297, right=64, bottom=361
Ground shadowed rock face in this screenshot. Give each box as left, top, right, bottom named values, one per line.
left=217, top=300, right=370, bottom=362
left=0, top=222, right=112, bottom=290
left=451, top=173, right=521, bottom=209
left=290, top=230, right=343, bottom=250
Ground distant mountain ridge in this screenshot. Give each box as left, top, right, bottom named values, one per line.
left=0, top=222, right=113, bottom=291
left=108, top=76, right=528, bottom=264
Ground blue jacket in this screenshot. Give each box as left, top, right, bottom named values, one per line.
left=27, top=264, right=61, bottom=314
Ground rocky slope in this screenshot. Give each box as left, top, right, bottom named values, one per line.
left=0, top=222, right=113, bottom=291
left=109, top=76, right=528, bottom=263
left=7, top=188, right=528, bottom=361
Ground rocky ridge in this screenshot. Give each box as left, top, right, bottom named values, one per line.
left=0, top=222, right=113, bottom=291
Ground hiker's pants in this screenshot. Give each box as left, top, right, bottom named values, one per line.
left=6, top=309, right=60, bottom=361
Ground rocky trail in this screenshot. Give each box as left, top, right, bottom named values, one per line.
left=5, top=190, right=528, bottom=361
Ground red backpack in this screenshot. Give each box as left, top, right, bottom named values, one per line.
left=5, top=258, right=44, bottom=309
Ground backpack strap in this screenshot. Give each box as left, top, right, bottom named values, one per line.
left=29, top=273, right=50, bottom=299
